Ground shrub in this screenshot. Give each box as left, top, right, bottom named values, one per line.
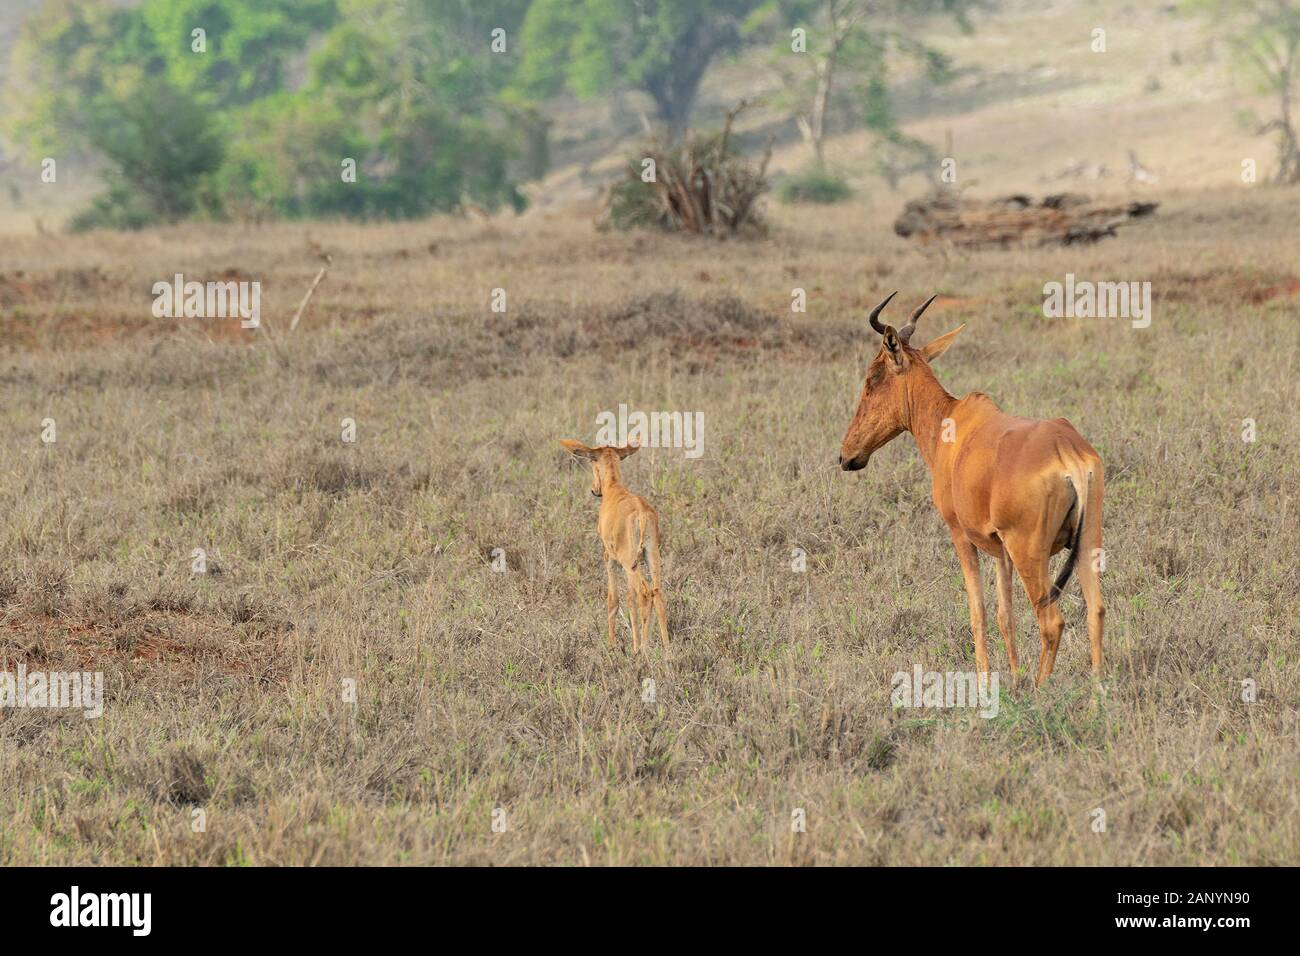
left=778, top=166, right=854, bottom=204
left=600, top=104, right=770, bottom=237
left=70, top=81, right=226, bottom=231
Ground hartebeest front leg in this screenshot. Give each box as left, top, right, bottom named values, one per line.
left=993, top=547, right=1020, bottom=687
left=950, top=531, right=991, bottom=676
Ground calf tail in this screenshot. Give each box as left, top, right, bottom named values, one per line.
left=642, top=513, right=663, bottom=594
left=1036, top=469, right=1091, bottom=611
left=634, top=513, right=648, bottom=575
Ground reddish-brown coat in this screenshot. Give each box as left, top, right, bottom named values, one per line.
left=839, top=295, right=1104, bottom=685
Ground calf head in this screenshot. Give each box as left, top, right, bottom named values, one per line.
left=560, top=440, right=639, bottom=498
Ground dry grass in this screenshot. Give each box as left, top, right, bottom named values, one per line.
left=0, top=180, right=1296, bottom=865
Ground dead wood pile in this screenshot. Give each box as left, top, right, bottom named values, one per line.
left=894, top=191, right=1158, bottom=248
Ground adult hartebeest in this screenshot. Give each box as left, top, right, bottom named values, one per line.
left=838, top=292, right=1104, bottom=686
left=560, top=441, right=670, bottom=655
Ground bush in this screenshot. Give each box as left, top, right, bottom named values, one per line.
left=69, top=82, right=226, bottom=231
left=68, top=185, right=159, bottom=232
left=601, top=104, right=770, bottom=237
left=778, top=166, right=854, bottom=204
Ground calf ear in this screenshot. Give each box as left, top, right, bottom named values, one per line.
left=616, top=442, right=640, bottom=459
left=920, top=324, right=965, bottom=363
left=560, top=439, right=595, bottom=459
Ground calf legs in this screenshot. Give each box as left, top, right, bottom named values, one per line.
left=624, top=568, right=665, bottom=657
left=623, top=567, right=642, bottom=653
left=650, top=588, right=669, bottom=653
left=604, top=556, right=619, bottom=650
left=602, top=559, right=665, bottom=657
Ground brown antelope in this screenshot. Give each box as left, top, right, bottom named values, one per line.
left=560, top=441, right=669, bottom=655
left=838, top=292, right=1104, bottom=686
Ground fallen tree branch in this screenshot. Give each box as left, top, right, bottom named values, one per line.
left=289, top=254, right=332, bottom=333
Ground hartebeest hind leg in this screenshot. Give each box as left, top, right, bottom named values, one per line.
left=992, top=547, right=1021, bottom=686
left=949, top=531, right=991, bottom=676
left=1005, top=543, right=1065, bottom=687
left=1075, top=488, right=1105, bottom=676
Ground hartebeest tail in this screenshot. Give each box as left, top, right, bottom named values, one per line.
left=839, top=291, right=1105, bottom=686
left=1038, top=470, right=1091, bottom=612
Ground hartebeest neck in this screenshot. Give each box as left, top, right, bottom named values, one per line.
left=903, top=368, right=958, bottom=470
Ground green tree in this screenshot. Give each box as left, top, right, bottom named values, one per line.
left=517, top=0, right=765, bottom=140
left=273, top=0, right=536, bottom=217
left=5, top=0, right=543, bottom=225
left=72, top=80, right=227, bottom=229
left=4, top=0, right=159, bottom=158
left=1190, top=0, right=1300, bottom=183
left=757, top=0, right=976, bottom=171
left=138, top=0, right=338, bottom=106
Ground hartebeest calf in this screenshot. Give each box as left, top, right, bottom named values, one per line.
left=838, top=292, right=1104, bottom=685
left=560, top=441, right=670, bottom=655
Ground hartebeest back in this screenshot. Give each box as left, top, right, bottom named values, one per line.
left=839, top=292, right=1104, bottom=685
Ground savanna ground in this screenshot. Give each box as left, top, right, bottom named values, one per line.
left=1, top=182, right=1297, bottom=865
left=0, top=0, right=1298, bottom=866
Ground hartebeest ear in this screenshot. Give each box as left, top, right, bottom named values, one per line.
left=919, top=324, right=965, bottom=363
left=615, top=443, right=640, bottom=459
left=882, top=327, right=907, bottom=368
left=560, top=439, right=595, bottom=460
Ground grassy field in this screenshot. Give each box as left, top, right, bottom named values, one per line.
left=0, top=178, right=1297, bottom=864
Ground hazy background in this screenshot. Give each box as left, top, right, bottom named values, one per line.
left=1, top=0, right=1296, bottom=232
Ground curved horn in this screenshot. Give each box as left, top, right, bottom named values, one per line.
left=868, top=290, right=898, bottom=335
left=898, top=294, right=938, bottom=345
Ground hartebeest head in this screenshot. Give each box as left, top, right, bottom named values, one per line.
left=838, top=291, right=965, bottom=471
left=560, top=440, right=640, bottom=497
